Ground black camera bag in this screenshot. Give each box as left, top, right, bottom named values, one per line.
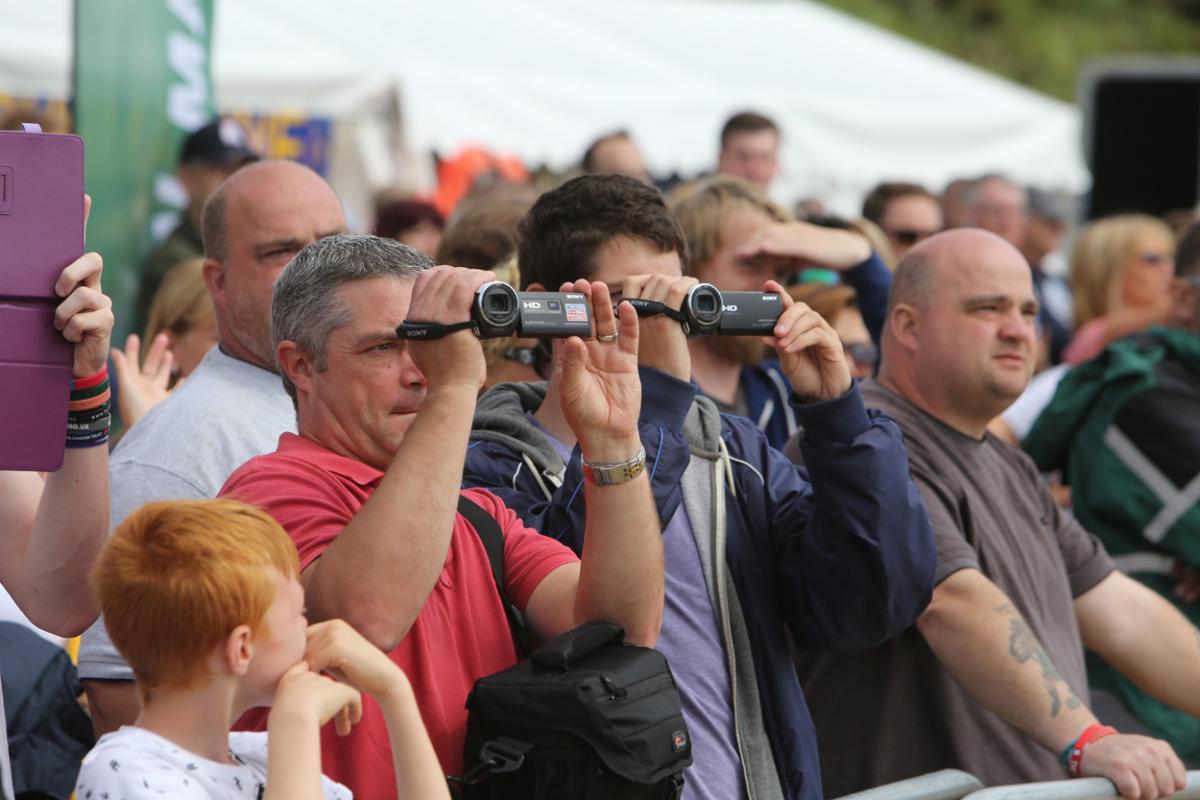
left=454, top=498, right=691, bottom=800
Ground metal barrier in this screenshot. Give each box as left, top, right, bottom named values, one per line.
left=962, top=771, right=1200, bottom=800
left=833, top=770, right=985, bottom=800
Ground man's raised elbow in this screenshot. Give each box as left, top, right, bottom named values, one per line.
left=24, top=598, right=99, bottom=639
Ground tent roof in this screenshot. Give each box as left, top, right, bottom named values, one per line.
left=0, top=0, right=1089, bottom=207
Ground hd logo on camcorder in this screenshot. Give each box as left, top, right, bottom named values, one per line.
left=522, top=300, right=542, bottom=309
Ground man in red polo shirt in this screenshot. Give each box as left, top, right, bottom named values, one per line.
left=221, top=233, right=664, bottom=798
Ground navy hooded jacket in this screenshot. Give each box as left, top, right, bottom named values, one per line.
left=463, top=367, right=936, bottom=800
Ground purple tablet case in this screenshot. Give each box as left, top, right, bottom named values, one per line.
left=0, top=124, right=85, bottom=471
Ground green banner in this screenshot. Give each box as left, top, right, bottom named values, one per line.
left=74, top=0, right=216, bottom=344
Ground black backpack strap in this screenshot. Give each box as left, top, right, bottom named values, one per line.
left=457, top=495, right=531, bottom=655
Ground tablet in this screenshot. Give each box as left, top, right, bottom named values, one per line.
left=0, top=124, right=85, bottom=471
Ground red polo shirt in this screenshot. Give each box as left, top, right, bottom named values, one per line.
left=222, top=433, right=577, bottom=799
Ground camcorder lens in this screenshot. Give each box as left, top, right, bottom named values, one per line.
left=689, top=285, right=723, bottom=325
left=487, top=294, right=511, bottom=314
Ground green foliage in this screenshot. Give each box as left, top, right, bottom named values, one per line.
left=814, top=0, right=1200, bottom=99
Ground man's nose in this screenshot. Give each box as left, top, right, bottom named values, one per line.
left=999, top=311, right=1034, bottom=342
left=398, top=353, right=428, bottom=388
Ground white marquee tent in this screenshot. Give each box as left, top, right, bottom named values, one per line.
left=0, top=0, right=1089, bottom=218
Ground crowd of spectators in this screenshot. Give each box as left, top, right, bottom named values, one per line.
left=3, top=102, right=1200, bottom=800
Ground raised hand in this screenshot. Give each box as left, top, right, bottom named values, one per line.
left=272, top=660, right=364, bottom=737
left=617, top=273, right=697, bottom=382
left=762, top=279, right=852, bottom=403
left=403, top=265, right=492, bottom=394
left=304, top=619, right=410, bottom=701
left=736, top=220, right=871, bottom=272
left=555, top=280, right=642, bottom=463
left=111, top=332, right=176, bottom=428
left=54, top=252, right=114, bottom=378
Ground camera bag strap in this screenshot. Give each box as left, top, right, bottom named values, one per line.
left=456, top=495, right=530, bottom=656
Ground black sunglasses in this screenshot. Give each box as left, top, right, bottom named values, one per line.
left=886, top=229, right=939, bottom=246
left=845, top=342, right=878, bottom=366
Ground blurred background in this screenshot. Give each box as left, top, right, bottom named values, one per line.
left=2, top=0, right=1199, bottom=341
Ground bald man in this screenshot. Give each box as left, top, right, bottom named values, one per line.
left=790, top=230, right=1200, bottom=799
left=79, top=161, right=348, bottom=732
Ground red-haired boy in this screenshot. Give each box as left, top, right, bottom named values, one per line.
left=77, top=499, right=448, bottom=800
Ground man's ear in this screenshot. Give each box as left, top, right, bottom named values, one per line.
left=201, top=257, right=225, bottom=303
left=277, top=340, right=314, bottom=397
left=1169, top=277, right=1198, bottom=329
left=888, top=303, right=921, bottom=353
left=223, top=624, right=254, bottom=677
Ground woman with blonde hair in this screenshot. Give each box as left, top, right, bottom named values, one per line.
left=111, top=258, right=218, bottom=427
left=1063, top=214, right=1175, bottom=364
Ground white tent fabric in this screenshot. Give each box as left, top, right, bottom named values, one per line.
left=0, top=0, right=1089, bottom=214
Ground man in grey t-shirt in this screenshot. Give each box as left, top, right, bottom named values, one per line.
left=79, top=160, right=347, bottom=733
left=791, top=229, right=1200, bottom=800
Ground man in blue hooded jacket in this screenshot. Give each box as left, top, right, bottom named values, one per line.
left=461, top=174, right=937, bottom=800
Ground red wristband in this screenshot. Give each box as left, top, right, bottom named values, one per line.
left=72, top=365, right=109, bottom=389
left=1067, top=723, right=1118, bottom=778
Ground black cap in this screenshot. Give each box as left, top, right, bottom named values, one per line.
left=179, top=117, right=260, bottom=167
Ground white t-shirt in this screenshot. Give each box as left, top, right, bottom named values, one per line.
left=76, top=727, right=352, bottom=799
left=1000, top=363, right=1070, bottom=443
left=79, top=346, right=297, bottom=680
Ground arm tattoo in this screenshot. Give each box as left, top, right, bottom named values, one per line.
left=997, top=603, right=1083, bottom=717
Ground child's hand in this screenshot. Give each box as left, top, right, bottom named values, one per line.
left=305, top=619, right=409, bottom=701
left=272, top=661, right=363, bottom=737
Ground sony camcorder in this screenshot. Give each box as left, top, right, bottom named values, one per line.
left=394, top=281, right=594, bottom=341
left=627, top=284, right=783, bottom=336
left=471, top=281, right=593, bottom=338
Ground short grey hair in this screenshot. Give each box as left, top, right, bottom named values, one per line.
left=200, top=183, right=228, bottom=261
left=271, top=233, right=432, bottom=402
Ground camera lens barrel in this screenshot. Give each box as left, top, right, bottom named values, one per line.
left=473, top=281, right=521, bottom=337
left=682, top=283, right=724, bottom=334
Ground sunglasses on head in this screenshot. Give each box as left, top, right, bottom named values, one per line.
left=886, top=229, right=939, bottom=246
left=1138, top=252, right=1174, bottom=266
left=845, top=342, right=878, bottom=366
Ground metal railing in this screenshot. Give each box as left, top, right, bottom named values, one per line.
left=833, top=770, right=1200, bottom=800
left=963, top=771, right=1200, bottom=800
left=834, top=770, right=984, bottom=800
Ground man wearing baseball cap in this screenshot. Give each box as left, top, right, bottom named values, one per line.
left=134, top=117, right=260, bottom=327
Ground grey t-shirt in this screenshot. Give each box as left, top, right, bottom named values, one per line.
left=538, top=420, right=747, bottom=800
left=78, top=346, right=297, bottom=680
left=794, top=380, right=1113, bottom=794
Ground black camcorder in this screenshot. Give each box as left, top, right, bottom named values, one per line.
left=472, top=281, right=593, bottom=339
left=394, top=281, right=593, bottom=341
left=627, top=283, right=783, bottom=336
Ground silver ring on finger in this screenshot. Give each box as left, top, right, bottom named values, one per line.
left=597, top=332, right=619, bottom=343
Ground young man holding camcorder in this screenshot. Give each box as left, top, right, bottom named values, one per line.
left=463, top=174, right=937, bottom=800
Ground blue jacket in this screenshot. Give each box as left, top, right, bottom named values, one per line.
left=740, top=252, right=892, bottom=450
left=464, top=367, right=936, bottom=800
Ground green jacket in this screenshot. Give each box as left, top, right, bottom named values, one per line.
left=1025, top=327, right=1200, bottom=757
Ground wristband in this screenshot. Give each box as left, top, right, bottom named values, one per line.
left=72, top=365, right=109, bottom=390
left=581, top=447, right=646, bottom=486
left=1061, top=723, right=1118, bottom=777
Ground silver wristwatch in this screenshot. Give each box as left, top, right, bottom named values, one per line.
left=581, top=446, right=647, bottom=486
